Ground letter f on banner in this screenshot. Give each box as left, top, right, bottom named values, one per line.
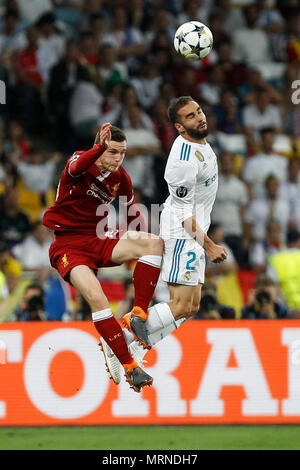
left=0, top=81, right=6, bottom=104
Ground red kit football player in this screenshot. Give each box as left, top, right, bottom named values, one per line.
left=43, top=123, right=163, bottom=392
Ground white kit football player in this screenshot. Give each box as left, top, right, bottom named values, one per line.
left=108, top=97, right=227, bottom=379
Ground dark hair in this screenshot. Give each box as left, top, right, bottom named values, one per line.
left=94, top=126, right=126, bottom=145
left=25, top=283, right=44, bottom=298
left=207, top=223, right=221, bottom=237
left=260, top=127, right=275, bottom=137
left=168, top=96, right=195, bottom=124
left=287, top=229, right=300, bottom=245
left=254, top=274, right=276, bottom=289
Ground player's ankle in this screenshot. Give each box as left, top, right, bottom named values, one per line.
left=131, top=306, right=148, bottom=320
left=122, top=359, right=138, bottom=372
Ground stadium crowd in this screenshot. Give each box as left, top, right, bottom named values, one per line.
left=0, top=0, right=300, bottom=321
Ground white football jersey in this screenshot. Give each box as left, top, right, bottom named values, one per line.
left=160, top=135, right=218, bottom=239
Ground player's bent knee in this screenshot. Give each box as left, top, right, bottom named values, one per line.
left=84, top=291, right=108, bottom=311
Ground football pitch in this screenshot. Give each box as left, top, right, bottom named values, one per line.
left=0, top=425, right=299, bottom=450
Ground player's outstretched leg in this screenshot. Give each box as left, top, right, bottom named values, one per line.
left=110, top=232, right=164, bottom=349
left=70, top=265, right=153, bottom=391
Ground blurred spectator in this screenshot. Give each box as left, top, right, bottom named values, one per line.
left=256, top=0, right=285, bottom=35
left=13, top=282, right=46, bottom=321
left=249, top=219, right=283, bottom=273
left=272, top=14, right=300, bottom=62
left=13, top=147, right=58, bottom=195
left=89, top=12, right=105, bottom=48
left=208, top=13, right=230, bottom=51
left=123, top=104, right=161, bottom=200
left=36, top=12, right=66, bottom=84
left=0, top=239, right=22, bottom=293
left=213, top=89, right=243, bottom=134
left=238, top=68, right=282, bottom=107
left=177, top=0, right=212, bottom=27
left=267, top=229, right=300, bottom=317
left=245, top=174, right=290, bottom=243
left=232, top=4, right=272, bottom=66
left=70, top=292, right=91, bottom=321
left=213, top=0, right=246, bottom=35
left=198, top=64, right=225, bottom=106
left=280, top=158, right=300, bottom=230
left=151, top=97, right=177, bottom=154
left=13, top=25, right=45, bottom=133
left=103, top=6, right=146, bottom=65
left=69, top=66, right=103, bottom=144
left=205, top=223, right=238, bottom=279
left=242, top=273, right=289, bottom=319
left=243, top=88, right=282, bottom=135
left=243, top=128, right=288, bottom=199
left=16, top=0, right=53, bottom=25
left=194, top=281, right=236, bottom=319
left=0, top=187, right=31, bottom=246
left=78, top=30, right=99, bottom=66
left=97, top=43, right=127, bottom=90
left=116, top=277, right=135, bottom=320
left=12, top=221, right=54, bottom=284
left=217, top=41, right=248, bottom=93
left=130, top=63, right=163, bottom=110
left=48, top=39, right=86, bottom=151
left=212, top=152, right=248, bottom=265
left=3, top=120, right=31, bottom=159
left=0, top=11, right=27, bottom=58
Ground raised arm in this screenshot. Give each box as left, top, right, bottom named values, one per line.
left=68, top=123, right=111, bottom=177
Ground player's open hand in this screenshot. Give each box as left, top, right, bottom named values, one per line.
left=206, top=243, right=227, bottom=264
left=99, top=122, right=111, bottom=150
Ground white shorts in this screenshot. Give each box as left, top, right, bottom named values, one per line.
left=161, top=238, right=205, bottom=286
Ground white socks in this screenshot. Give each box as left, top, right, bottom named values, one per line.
left=123, top=302, right=185, bottom=347
left=92, top=308, right=113, bottom=322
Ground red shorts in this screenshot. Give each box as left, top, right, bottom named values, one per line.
left=49, top=230, right=122, bottom=284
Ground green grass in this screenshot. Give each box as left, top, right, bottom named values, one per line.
left=0, top=425, right=299, bottom=450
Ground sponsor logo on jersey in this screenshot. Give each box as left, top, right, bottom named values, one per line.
left=87, top=183, right=114, bottom=203
left=205, top=173, right=217, bottom=187
left=184, top=271, right=192, bottom=281
left=176, top=186, right=188, bottom=198
left=195, top=150, right=204, bottom=162
left=61, top=254, right=69, bottom=268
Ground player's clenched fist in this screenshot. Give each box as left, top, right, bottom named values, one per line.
left=99, top=122, right=111, bottom=149
left=206, top=244, right=227, bottom=264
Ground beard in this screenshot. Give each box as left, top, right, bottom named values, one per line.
left=185, top=125, right=209, bottom=140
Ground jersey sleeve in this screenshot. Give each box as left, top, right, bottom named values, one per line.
left=67, top=143, right=105, bottom=178
left=165, top=159, right=198, bottom=224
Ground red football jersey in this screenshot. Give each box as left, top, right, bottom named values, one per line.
left=43, top=144, right=143, bottom=234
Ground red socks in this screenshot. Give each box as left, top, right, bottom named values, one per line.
left=133, top=256, right=162, bottom=312
left=93, top=310, right=133, bottom=365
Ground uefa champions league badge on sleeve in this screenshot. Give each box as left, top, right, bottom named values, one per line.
left=176, top=186, right=188, bottom=198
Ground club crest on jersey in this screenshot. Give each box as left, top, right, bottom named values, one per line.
left=195, top=150, right=204, bottom=162
left=184, top=271, right=192, bottom=281
left=176, top=186, right=188, bottom=198
left=61, top=254, right=69, bottom=268
left=111, top=182, right=120, bottom=195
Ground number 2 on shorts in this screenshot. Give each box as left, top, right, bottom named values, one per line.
left=186, top=251, right=196, bottom=271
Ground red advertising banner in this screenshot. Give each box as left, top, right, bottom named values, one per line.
left=0, top=320, right=300, bottom=425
